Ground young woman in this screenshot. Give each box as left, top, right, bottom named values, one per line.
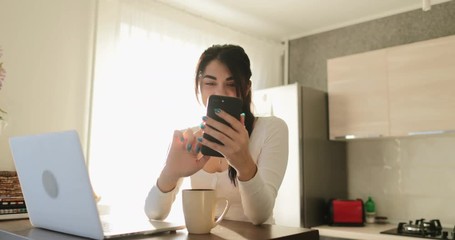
left=144, top=44, right=288, bottom=225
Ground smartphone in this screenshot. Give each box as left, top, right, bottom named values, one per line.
left=201, top=95, right=243, bottom=157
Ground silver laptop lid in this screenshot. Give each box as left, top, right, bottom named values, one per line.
left=10, top=130, right=104, bottom=240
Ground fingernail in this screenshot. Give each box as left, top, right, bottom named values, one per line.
left=214, top=108, right=221, bottom=114
left=195, top=145, right=200, bottom=153
left=200, top=123, right=205, bottom=129
left=241, top=113, right=245, bottom=117
left=202, top=116, right=208, bottom=121
left=186, top=144, right=192, bottom=152
left=180, top=136, right=184, bottom=142
left=197, top=137, right=203, bottom=142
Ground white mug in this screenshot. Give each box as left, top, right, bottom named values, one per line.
left=182, top=189, right=230, bottom=234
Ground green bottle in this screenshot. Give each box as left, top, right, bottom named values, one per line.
left=365, top=196, right=375, bottom=212
left=365, top=196, right=376, bottom=223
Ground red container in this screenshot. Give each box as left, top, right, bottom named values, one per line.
left=328, top=199, right=365, bottom=226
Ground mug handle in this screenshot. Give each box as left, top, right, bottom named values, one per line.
left=213, top=198, right=230, bottom=227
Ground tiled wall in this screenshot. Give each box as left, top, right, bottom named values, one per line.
left=289, top=1, right=455, bottom=226
left=348, top=134, right=455, bottom=224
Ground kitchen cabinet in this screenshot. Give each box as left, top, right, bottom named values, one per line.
left=387, top=35, right=455, bottom=136
left=327, top=49, right=389, bottom=140
left=328, top=34, right=455, bottom=140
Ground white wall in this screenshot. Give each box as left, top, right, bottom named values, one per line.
left=0, top=0, right=96, bottom=169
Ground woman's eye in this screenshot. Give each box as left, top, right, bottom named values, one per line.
left=202, top=79, right=216, bottom=86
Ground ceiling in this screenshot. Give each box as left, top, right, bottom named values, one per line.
left=155, top=0, right=451, bottom=42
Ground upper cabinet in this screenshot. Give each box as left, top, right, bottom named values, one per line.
left=387, top=36, right=455, bottom=136
left=328, top=35, right=455, bottom=140
left=327, top=50, right=389, bottom=140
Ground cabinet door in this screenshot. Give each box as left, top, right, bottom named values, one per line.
left=388, top=35, right=455, bottom=136
left=328, top=49, right=389, bottom=140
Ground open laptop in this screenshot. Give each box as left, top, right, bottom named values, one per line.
left=9, top=130, right=185, bottom=239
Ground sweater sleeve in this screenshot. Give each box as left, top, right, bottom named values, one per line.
left=238, top=117, right=289, bottom=225
left=144, top=178, right=183, bottom=220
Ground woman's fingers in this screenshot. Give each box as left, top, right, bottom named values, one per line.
left=193, top=129, right=204, bottom=154
left=173, top=130, right=184, bottom=142
left=216, top=109, right=243, bottom=131
left=182, top=128, right=196, bottom=152
left=166, top=129, right=208, bottom=178
left=182, top=128, right=205, bottom=154
left=197, top=155, right=210, bottom=167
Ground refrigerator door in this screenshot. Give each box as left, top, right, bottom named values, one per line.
left=253, top=83, right=347, bottom=228
left=253, top=83, right=302, bottom=227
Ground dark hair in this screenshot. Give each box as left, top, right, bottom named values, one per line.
left=195, top=44, right=255, bottom=186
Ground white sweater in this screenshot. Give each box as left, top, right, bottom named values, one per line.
left=144, top=116, right=289, bottom=225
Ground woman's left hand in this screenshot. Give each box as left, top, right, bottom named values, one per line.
left=200, top=110, right=257, bottom=181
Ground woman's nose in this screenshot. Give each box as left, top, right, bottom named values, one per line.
left=214, top=86, right=228, bottom=96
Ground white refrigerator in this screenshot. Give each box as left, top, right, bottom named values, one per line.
left=252, top=83, right=347, bottom=228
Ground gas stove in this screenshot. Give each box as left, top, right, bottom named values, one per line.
left=381, top=219, right=455, bottom=239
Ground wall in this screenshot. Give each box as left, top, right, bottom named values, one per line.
left=289, top=1, right=455, bottom=225
left=0, top=0, right=96, bottom=169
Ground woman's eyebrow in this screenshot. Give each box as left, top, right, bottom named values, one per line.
left=202, top=75, right=234, bottom=81
left=203, top=74, right=216, bottom=80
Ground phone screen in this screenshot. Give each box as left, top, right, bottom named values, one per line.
left=201, top=95, right=243, bottom=157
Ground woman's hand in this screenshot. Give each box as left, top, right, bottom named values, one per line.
left=157, top=129, right=210, bottom=192
left=200, top=110, right=257, bottom=181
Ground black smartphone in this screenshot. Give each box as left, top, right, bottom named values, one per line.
left=201, top=95, right=243, bottom=157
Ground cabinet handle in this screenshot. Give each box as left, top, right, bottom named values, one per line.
left=333, top=134, right=384, bottom=140
left=408, top=130, right=455, bottom=136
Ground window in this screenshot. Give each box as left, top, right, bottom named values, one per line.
left=89, top=0, right=282, bottom=217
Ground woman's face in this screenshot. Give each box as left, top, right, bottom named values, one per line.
left=199, top=60, right=238, bottom=107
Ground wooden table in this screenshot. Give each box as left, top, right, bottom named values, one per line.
left=0, top=219, right=319, bottom=240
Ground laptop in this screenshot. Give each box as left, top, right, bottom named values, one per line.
left=9, top=130, right=185, bottom=239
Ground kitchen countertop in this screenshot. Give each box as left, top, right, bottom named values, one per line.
left=313, top=223, right=423, bottom=240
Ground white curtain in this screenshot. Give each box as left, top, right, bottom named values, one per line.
left=89, top=0, right=283, bottom=216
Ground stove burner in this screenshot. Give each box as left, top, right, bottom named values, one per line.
left=381, top=219, right=455, bottom=239
left=398, top=219, right=443, bottom=236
